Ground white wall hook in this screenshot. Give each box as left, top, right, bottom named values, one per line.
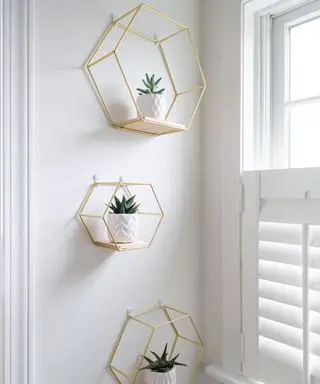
left=127, top=306, right=133, bottom=316
left=119, top=176, right=124, bottom=183
left=92, top=174, right=98, bottom=183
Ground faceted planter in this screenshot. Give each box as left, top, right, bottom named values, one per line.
left=78, top=178, right=164, bottom=252
left=144, top=368, right=176, bottom=384
left=108, top=303, right=204, bottom=383
left=85, top=3, right=206, bottom=136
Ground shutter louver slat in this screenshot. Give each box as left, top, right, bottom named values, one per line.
left=242, top=169, right=320, bottom=384
left=259, top=241, right=302, bottom=265
left=259, top=259, right=302, bottom=287
left=259, top=298, right=303, bottom=328
left=259, top=317, right=303, bottom=349
left=259, top=279, right=303, bottom=307
left=259, top=222, right=302, bottom=245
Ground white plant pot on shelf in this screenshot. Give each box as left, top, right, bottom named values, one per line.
left=143, top=368, right=176, bottom=384
left=137, top=94, right=166, bottom=120
left=107, top=213, right=138, bottom=243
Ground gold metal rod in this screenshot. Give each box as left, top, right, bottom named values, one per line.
left=95, top=181, right=150, bottom=186
left=187, top=29, right=206, bottom=87
left=80, top=214, right=102, bottom=219
left=117, top=22, right=156, bottom=43
left=114, top=52, right=143, bottom=119
left=140, top=3, right=188, bottom=29
left=77, top=183, right=96, bottom=216
left=111, top=366, right=131, bottom=380
left=131, top=304, right=161, bottom=318
left=102, top=215, right=118, bottom=249
left=113, top=4, right=140, bottom=25
left=114, top=124, right=159, bottom=136
left=163, top=306, right=180, bottom=337
left=150, top=184, right=164, bottom=216
left=137, top=212, right=162, bottom=216
left=131, top=317, right=155, bottom=329
left=164, top=305, right=189, bottom=316
left=87, top=50, right=115, bottom=68
left=191, top=346, right=204, bottom=384
left=109, top=367, right=122, bottom=384
left=158, top=43, right=177, bottom=95
left=154, top=314, right=190, bottom=328
left=86, top=23, right=114, bottom=66
left=87, top=66, right=113, bottom=123
left=186, top=87, right=206, bottom=129
left=114, top=5, right=141, bottom=52
left=148, top=216, right=164, bottom=248
left=159, top=28, right=187, bottom=44
left=177, top=334, right=203, bottom=347
left=177, top=85, right=205, bottom=97
left=169, top=334, right=179, bottom=360
left=79, top=216, right=96, bottom=244
left=108, top=314, right=131, bottom=367
left=132, top=328, right=155, bottom=382
left=189, top=315, right=204, bottom=346
left=103, top=183, right=120, bottom=218
left=165, top=94, right=177, bottom=120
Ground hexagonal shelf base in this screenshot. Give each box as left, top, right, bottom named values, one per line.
left=116, top=117, right=187, bottom=136
left=95, top=240, right=149, bottom=252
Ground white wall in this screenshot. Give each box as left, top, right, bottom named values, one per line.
left=33, top=1, right=202, bottom=383
left=200, top=0, right=242, bottom=370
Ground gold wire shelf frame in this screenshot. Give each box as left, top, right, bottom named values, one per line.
left=78, top=177, right=164, bottom=252
left=108, top=303, right=204, bottom=383
left=85, top=3, right=206, bottom=136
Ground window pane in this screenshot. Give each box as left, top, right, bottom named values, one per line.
left=290, top=102, right=320, bottom=168
left=290, top=17, right=320, bottom=101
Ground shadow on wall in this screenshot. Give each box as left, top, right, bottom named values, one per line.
left=60, top=221, right=114, bottom=285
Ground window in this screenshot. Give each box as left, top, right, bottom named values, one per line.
left=241, top=2, right=320, bottom=384
left=271, top=0, right=320, bottom=168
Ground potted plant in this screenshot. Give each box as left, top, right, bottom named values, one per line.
left=107, top=194, right=140, bottom=244
left=136, top=73, right=166, bottom=119
left=139, top=343, right=187, bottom=384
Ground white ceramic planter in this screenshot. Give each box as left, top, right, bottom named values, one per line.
left=137, top=94, right=166, bottom=119
left=107, top=213, right=138, bottom=243
left=143, top=368, right=176, bottom=384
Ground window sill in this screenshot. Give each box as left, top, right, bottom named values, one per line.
left=205, top=364, right=258, bottom=384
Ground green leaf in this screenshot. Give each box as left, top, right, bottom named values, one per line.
left=161, top=343, right=168, bottom=360
left=150, top=351, right=161, bottom=360
left=137, top=88, right=148, bottom=94
left=171, top=353, right=180, bottom=362
left=174, top=362, right=188, bottom=367
left=126, top=195, right=136, bottom=206
left=142, top=79, right=150, bottom=89
left=146, top=73, right=150, bottom=83
left=114, top=195, right=121, bottom=208
left=142, top=356, right=154, bottom=364
left=154, top=77, right=162, bottom=86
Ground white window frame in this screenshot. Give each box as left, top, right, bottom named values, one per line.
left=0, top=0, right=33, bottom=383
left=271, top=1, right=320, bottom=168
left=205, top=0, right=320, bottom=383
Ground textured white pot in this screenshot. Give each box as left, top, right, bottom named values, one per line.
left=143, top=368, right=176, bottom=384
left=107, top=214, right=138, bottom=243
left=137, top=94, right=166, bottom=119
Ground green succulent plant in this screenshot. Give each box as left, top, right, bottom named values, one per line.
left=137, top=73, right=165, bottom=95
left=108, top=195, right=140, bottom=214
left=139, top=343, right=187, bottom=373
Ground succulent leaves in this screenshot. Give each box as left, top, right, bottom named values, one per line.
left=109, top=194, right=140, bottom=214
left=139, top=343, right=187, bottom=373
left=137, top=73, right=165, bottom=95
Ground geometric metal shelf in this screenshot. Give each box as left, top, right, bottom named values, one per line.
left=78, top=178, right=164, bottom=252
left=108, top=303, right=204, bottom=383
left=86, top=3, right=206, bottom=136
left=116, top=116, right=187, bottom=136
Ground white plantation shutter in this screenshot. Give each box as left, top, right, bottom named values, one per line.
left=242, top=169, right=320, bottom=384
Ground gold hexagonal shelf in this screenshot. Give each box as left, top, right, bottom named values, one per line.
left=86, top=3, right=206, bottom=136
left=78, top=178, right=164, bottom=252
left=108, top=303, right=204, bottom=383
